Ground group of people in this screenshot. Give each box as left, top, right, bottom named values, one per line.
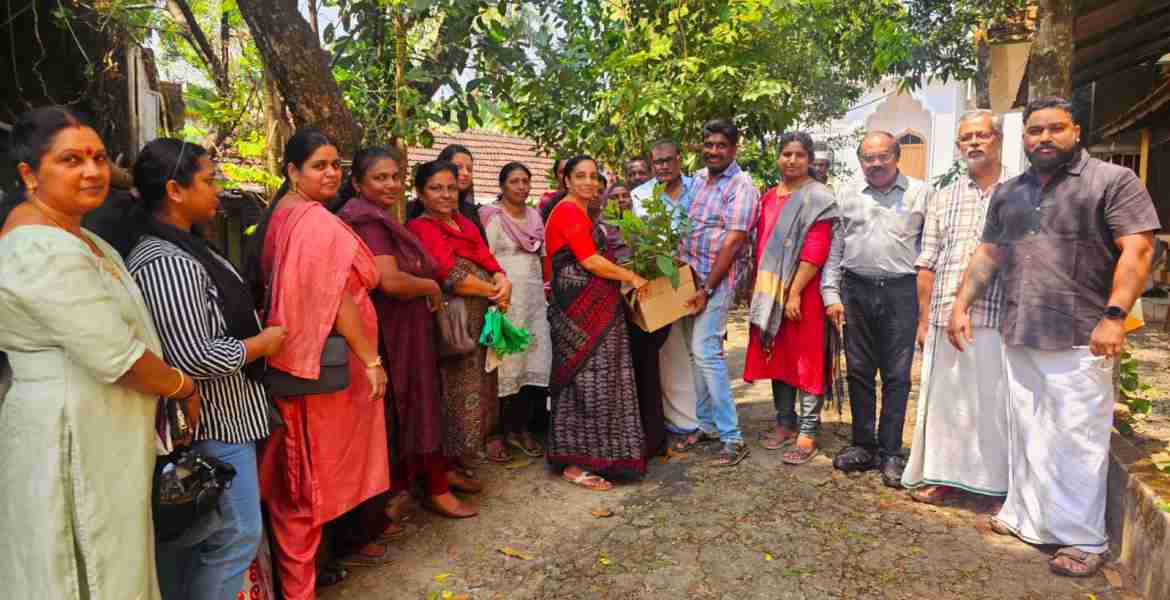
left=0, top=94, right=1158, bottom=600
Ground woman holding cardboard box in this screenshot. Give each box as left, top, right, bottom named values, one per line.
left=544, top=156, right=649, bottom=491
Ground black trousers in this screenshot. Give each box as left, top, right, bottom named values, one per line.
left=628, top=322, right=670, bottom=457
left=841, top=271, right=918, bottom=457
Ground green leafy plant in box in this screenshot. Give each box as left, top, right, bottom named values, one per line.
left=603, top=182, right=691, bottom=289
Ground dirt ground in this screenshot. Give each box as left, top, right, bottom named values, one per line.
left=320, top=309, right=1146, bottom=600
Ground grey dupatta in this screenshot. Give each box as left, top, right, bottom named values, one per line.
left=747, top=180, right=838, bottom=349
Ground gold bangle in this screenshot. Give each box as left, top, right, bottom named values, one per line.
left=166, top=368, right=185, bottom=398
left=365, top=356, right=382, bottom=369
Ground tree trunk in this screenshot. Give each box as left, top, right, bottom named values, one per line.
left=236, top=0, right=362, bottom=156
left=974, top=31, right=992, bottom=109
left=262, top=74, right=286, bottom=182
left=1029, top=0, right=1075, bottom=100
left=392, top=6, right=408, bottom=223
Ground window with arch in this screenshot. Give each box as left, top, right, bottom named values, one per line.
left=898, top=132, right=925, bottom=145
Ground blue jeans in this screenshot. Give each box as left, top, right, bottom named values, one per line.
left=157, top=440, right=263, bottom=600
left=681, top=283, right=742, bottom=443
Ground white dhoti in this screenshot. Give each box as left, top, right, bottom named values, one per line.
left=660, top=322, right=698, bottom=433
left=903, top=326, right=1009, bottom=495
left=996, top=345, right=1113, bottom=553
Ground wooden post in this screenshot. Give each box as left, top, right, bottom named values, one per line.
left=1139, top=128, right=1151, bottom=184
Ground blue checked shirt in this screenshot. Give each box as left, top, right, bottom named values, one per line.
left=677, top=161, right=760, bottom=290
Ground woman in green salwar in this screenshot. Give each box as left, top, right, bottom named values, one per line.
left=0, top=107, right=203, bottom=600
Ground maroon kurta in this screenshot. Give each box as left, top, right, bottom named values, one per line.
left=339, top=197, right=449, bottom=495
left=743, top=189, right=832, bottom=395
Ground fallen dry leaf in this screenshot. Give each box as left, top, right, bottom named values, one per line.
left=1101, top=566, right=1123, bottom=588
left=433, top=572, right=454, bottom=584
left=498, top=546, right=535, bottom=560
left=451, top=595, right=471, bottom=600
left=505, top=458, right=533, bottom=470
left=591, top=507, right=614, bottom=518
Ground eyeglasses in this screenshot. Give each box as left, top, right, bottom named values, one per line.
left=957, top=131, right=998, bottom=143
left=859, top=152, right=895, bottom=165
left=652, top=156, right=678, bottom=166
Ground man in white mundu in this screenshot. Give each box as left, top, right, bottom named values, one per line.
left=632, top=139, right=700, bottom=435
left=949, top=97, right=1160, bottom=578
left=902, top=110, right=1013, bottom=504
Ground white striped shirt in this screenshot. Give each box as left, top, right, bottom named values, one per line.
left=127, top=236, right=270, bottom=443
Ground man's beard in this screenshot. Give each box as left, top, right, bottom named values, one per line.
left=1026, top=144, right=1078, bottom=173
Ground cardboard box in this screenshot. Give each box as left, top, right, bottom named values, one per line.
left=624, top=263, right=697, bottom=332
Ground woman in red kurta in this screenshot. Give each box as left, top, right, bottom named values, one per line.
left=246, top=130, right=391, bottom=600
left=407, top=160, right=514, bottom=476
left=744, top=133, right=834, bottom=465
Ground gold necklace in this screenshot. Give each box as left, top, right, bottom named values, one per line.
left=32, top=200, right=122, bottom=281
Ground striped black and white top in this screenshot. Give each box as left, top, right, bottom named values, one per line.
left=127, top=236, right=270, bottom=444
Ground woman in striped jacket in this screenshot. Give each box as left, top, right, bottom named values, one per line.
left=125, top=138, right=287, bottom=600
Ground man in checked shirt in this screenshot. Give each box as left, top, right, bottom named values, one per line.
left=902, top=110, right=1013, bottom=506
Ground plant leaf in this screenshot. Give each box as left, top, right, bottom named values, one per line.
left=498, top=546, right=534, bottom=560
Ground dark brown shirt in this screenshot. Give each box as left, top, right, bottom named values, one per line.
left=981, top=150, right=1160, bottom=350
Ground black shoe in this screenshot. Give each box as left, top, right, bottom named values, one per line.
left=833, top=445, right=879, bottom=472
left=880, top=455, right=907, bottom=488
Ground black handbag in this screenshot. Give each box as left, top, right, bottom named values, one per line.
left=152, top=447, right=237, bottom=543
left=260, top=218, right=351, bottom=397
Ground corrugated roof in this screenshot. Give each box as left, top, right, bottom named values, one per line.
left=408, top=130, right=556, bottom=205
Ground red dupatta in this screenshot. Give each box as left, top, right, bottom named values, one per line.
left=407, top=211, right=502, bottom=281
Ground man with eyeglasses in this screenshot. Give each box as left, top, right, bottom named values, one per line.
left=949, top=97, right=1158, bottom=577
left=902, top=110, right=1013, bottom=507
left=822, top=131, right=931, bottom=486
left=631, top=139, right=701, bottom=439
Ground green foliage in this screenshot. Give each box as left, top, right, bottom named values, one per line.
left=1120, top=350, right=1154, bottom=416
left=603, top=183, right=690, bottom=286
left=325, top=0, right=528, bottom=147
left=932, top=159, right=967, bottom=190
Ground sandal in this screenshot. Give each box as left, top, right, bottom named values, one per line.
left=375, top=522, right=408, bottom=544
left=909, top=485, right=952, bottom=505
left=484, top=439, right=512, bottom=464
left=336, top=545, right=394, bottom=568
left=673, top=430, right=718, bottom=453
left=759, top=427, right=798, bottom=451
left=507, top=434, right=545, bottom=458
left=1048, top=547, right=1107, bottom=578
left=983, top=516, right=1014, bottom=536
left=713, top=441, right=750, bottom=467
left=781, top=442, right=818, bottom=465
left=562, top=468, right=613, bottom=491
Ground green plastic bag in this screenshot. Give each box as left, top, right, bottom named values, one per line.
left=478, top=307, right=532, bottom=357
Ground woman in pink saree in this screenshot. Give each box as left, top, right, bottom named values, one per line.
left=244, top=129, right=391, bottom=600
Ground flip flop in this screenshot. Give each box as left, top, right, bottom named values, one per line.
left=1049, top=547, right=1107, bottom=577
left=562, top=469, right=612, bottom=491
left=507, top=435, right=545, bottom=458
left=781, top=444, right=818, bottom=465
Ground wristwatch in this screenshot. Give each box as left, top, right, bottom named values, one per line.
left=1103, top=306, right=1127, bottom=320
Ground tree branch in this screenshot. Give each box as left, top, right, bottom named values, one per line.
left=166, top=0, right=229, bottom=94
